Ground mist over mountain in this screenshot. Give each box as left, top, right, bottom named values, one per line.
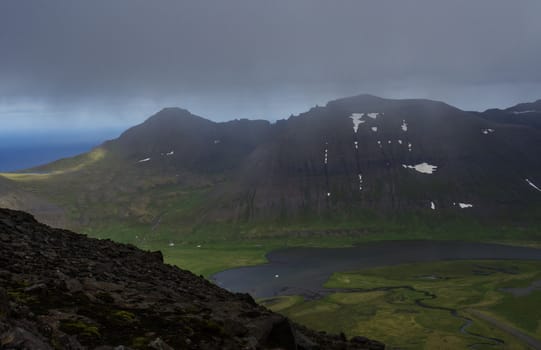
left=2, top=94, right=540, bottom=234
left=3, top=2, right=541, bottom=348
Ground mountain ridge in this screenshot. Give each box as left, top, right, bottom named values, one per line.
left=1, top=94, right=540, bottom=237
left=474, top=99, right=541, bottom=130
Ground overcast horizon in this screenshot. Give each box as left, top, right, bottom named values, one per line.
left=1, top=0, right=540, bottom=130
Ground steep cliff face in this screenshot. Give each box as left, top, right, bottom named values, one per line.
left=223, top=95, right=541, bottom=218
left=0, top=208, right=384, bottom=350
left=3, top=95, right=541, bottom=230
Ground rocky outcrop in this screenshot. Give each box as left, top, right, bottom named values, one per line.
left=0, top=208, right=384, bottom=350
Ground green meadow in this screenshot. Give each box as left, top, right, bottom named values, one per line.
left=3, top=163, right=541, bottom=349
left=261, top=260, right=541, bottom=350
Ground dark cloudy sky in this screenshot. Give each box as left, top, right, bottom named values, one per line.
left=1, top=0, right=540, bottom=130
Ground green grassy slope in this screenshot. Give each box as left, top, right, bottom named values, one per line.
left=1, top=98, right=541, bottom=277
left=2, top=145, right=541, bottom=277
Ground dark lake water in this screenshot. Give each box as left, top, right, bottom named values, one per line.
left=212, top=241, right=541, bottom=298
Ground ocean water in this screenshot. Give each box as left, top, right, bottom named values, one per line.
left=0, top=128, right=122, bottom=172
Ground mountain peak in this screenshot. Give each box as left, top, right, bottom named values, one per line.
left=328, top=93, right=387, bottom=106
left=145, top=107, right=212, bottom=125
left=157, top=106, right=192, bottom=114
left=327, top=94, right=454, bottom=109
left=7, top=93, right=541, bottom=231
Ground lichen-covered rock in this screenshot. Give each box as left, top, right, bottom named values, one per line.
left=0, top=208, right=384, bottom=349
left=1, top=326, right=53, bottom=349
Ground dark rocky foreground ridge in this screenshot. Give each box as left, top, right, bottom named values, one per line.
left=0, top=208, right=384, bottom=350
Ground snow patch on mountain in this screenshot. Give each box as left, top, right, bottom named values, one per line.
left=482, top=129, right=495, bottom=135
left=401, top=120, right=408, bottom=132
left=402, top=162, right=438, bottom=174
left=371, top=127, right=378, bottom=132
left=138, top=158, right=150, bottom=163
left=458, top=203, right=473, bottom=209
left=512, top=110, right=538, bottom=114
left=525, top=179, right=541, bottom=192
left=349, top=113, right=365, bottom=133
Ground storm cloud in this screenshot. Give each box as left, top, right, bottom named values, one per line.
left=1, top=0, right=540, bottom=128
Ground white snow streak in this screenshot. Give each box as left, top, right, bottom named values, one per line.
left=408, top=143, right=413, bottom=152
left=482, top=128, right=495, bottom=135
left=525, top=179, right=541, bottom=192
left=398, top=140, right=403, bottom=145
left=371, top=127, right=378, bottom=132
left=430, top=201, right=436, bottom=210
left=324, top=149, right=328, bottom=164
left=402, top=162, right=438, bottom=174
left=401, top=120, right=408, bottom=132
left=350, top=113, right=365, bottom=133
left=138, top=158, right=151, bottom=163
left=512, top=110, right=537, bottom=114
left=458, top=203, right=473, bottom=209
left=354, top=141, right=359, bottom=149
left=166, top=150, right=174, bottom=156
left=366, top=112, right=380, bottom=119
left=358, top=173, right=363, bottom=191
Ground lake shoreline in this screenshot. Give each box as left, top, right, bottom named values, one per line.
left=213, top=240, right=541, bottom=298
